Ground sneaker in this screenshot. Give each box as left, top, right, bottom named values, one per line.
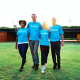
left=41, top=67, right=44, bottom=73
left=43, top=65, right=46, bottom=69
left=53, top=66, right=56, bottom=70
left=58, top=65, right=61, bottom=70
left=53, top=63, right=57, bottom=70
left=35, top=64, right=39, bottom=70
left=19, top=67, right=23, bottom=72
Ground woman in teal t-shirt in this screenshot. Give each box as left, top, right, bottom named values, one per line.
left=40, top=22, right=50, bottom=73
left=15, top=20, right=29, bottom=72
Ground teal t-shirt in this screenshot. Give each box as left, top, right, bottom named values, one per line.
left=17, top=28, right=29, bottom=43
left=40, top=30, right=50, bottom=46
left=27, top=22, right=43, bottom=41
left=49, top=24, right=64, bottom=42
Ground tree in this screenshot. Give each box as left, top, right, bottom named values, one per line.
left=13, top=25, right=17, bottom=28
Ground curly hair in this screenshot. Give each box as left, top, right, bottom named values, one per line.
left=19, top=20, right=27, bottom=27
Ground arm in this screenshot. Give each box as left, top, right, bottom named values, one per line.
left=47, top=28, right=50, bottom=33
left=27, top=35, right=29, bottom=41
left=27, top=29, right=30, bottom=41
left=48, top=32, right=50, bottom=42
left=59, top=25, right=64, bottom=46
left=47, top=26, right=51, bottom=33
left=15, top=35, right=18, bottom=49
left=15, top=28, right=19, bottom=32
left=61, top=34, right=64, bottom=46
left=40, top=24, right=43, bottom=30
left=39, top=31, right=41, bottom=38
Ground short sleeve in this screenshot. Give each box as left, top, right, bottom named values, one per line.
left=59, top=25, right=64, bottom=34
left=16, top=29, right=19, bottom=35
left=27, top=29, right=30, bottom=35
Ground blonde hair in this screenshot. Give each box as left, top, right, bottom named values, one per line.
left=42, top=22, right=48, bottom=27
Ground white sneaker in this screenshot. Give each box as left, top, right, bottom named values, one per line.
left=41, top=67, right=44, bottom=73
left=44, top=65, right=46, bottom=69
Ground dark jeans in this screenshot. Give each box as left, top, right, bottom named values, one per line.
left=40, top=45, right=49, bottom=65
left=18, top=43, right=28, bottom=68
left=50, top=41, right=61, bottom=66
left=29, top=40, right=39, bottom=64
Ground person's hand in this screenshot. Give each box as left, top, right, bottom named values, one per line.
left=15, top=46, right=17, bottom=49
left=61, top=41, right=64, bottom=46
left=15, top=28, right=19, bottom=32
left=47, top=29, right=50, bottom=32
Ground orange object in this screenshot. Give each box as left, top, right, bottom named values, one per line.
left=0, top=32, right=7, bottom=42
left=77, top=34, right=80, bottom=41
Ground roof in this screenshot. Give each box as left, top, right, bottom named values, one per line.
left=63, top=28, right=80, bottom=32
left=0, top=28, right=80, bottom=32
left=0, top=28, right=16, bottom=32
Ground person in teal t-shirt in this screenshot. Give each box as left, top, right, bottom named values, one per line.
left=48, top=17, right=64, bottom=70
left=27, top=14, right=43, bottom=70
left=17, top=28, right=29, bottom=43
left=49, top=24, right=64, bottom=42
left=40, top=22, right=50, bottom=73
left=15, top=20, right=29, bottom=72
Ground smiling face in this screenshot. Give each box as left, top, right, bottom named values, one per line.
left=42, top=22, right=47, bottom=30
left=51, top=17, right=56, bottom=24
left=19, top=20, right=27, bottom=29
left=20, top=22, right=25, bottom=28
left=31, top=14, right=37, bottom=22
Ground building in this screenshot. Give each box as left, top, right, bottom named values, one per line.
left=0, top=28, right=16, bottom=42
left=0, top=28, right=80, bottom=42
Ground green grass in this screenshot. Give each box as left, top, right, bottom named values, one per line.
left=0, top=42, right=80, bottom=80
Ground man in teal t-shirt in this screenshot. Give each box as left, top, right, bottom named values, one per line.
left=27, top=14, right=43, bottom=70
left=49, top=17, right=64, bottom=70
left=49, top=24, right=64, bottom=42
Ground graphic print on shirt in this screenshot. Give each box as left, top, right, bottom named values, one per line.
left=49, top=24, right=64, bottom=42
left=27, top=22, right=43, bottom=40
left=40, top=30, right=49, bottom=46
left=50, top=29, right=58, bottom=31
left=17, top=28, right=28, bottom=43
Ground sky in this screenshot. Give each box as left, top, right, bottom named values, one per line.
left=0, top=0, right=80, bottom=27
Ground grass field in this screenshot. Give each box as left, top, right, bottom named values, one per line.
left=0, top=42, right=80, bottom=80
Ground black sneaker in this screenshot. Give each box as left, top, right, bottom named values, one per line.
left=53, top=63, right=57, bottom=70
left=53, top=66, right=56, bottom=70
left=19, top=67, right=23, bottom=72
left=35, top=64, right=39, bottom=70
left=58, top=65, right=61, bottom=70
left=32, top=63, right=35, bottom=68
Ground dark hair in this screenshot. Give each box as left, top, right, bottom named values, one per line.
left=19, top=20, right=27, bottom=27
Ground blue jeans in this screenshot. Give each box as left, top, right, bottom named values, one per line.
left=18, top=43, right=28, bottom=68
left=29, top=40, right=39, bottom=64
